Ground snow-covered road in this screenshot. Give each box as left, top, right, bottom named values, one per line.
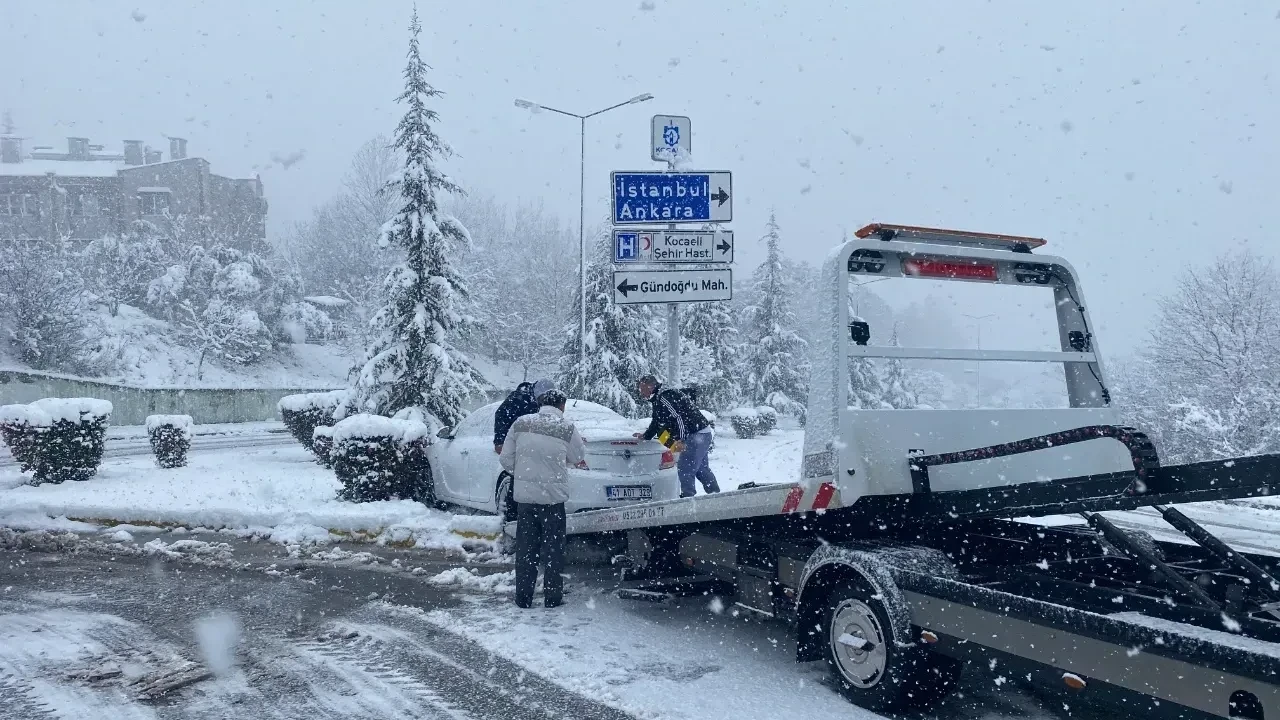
left=0, top=548, right=634, bottom=720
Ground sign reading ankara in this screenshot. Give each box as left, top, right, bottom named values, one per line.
left=611, top=171, right=732, bottom=225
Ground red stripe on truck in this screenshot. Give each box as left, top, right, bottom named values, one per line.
left=781, top=487, right=805, bottom=513
left=811, top=482, right=836, bottom=510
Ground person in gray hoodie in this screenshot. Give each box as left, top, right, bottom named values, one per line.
left=498, top=387, right=585, bottom=608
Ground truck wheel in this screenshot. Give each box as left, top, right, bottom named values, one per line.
left=822, top=578, right=928, bottom=711
left=496, top=473, right=517, bottom=524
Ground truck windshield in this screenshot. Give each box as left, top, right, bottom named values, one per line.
left=849, top=275, right=1070, bottom=409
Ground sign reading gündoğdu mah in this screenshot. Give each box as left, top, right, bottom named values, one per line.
left=612, top=268, right=733, bottom=305
left=611, top=171, right=732, bottom=225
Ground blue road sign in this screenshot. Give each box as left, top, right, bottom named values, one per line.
left=611, top=171, right=732, bottom=225
left=614, top=231, right=642, bottom=262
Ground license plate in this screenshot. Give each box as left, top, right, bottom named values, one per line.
left=606, top=485, right=653, bottom=501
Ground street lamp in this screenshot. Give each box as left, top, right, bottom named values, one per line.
left=514, top=93, right=655, bottom=374
left=962, top=313, right=994, bottom=407
left=850, top=276, right=890, bottom=316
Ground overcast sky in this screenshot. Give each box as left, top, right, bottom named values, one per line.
left=4, top=0, right=1278, bottom=356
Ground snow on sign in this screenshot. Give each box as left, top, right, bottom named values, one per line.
left=612, top=268, right=732, bottom=305
left=651, top=114, right=691, bottom=163
left=611, top=172, right=732, bottom=225
left=613, top=229, right=734, bottom=264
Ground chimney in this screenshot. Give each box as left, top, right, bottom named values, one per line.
left=67, top=136, right=89, bottom=160
left=0, top=136, right=20, bottom=164
left=144, top=146, right=162, bottom=164
left=123, top=140, right=144, bottom=166
left=169, top=137, right=187, bottom=160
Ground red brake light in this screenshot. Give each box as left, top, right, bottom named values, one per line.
left=902, top=258, right=998, bottom=282
left=660, top=450, right=676, bottom=470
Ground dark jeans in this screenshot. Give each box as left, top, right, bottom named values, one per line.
left=677, top=430, right=720, bottom=497
left=514, top=502, right=566, bottom=608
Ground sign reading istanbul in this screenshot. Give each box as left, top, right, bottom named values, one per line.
left=610, top=172, right=732, bottom=225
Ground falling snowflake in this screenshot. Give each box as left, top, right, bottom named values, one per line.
left=131, top=9, right=146, bottom=22
left=639, top=0, right=656, bottom=9
left=1060, top=120, right=1074, bottom=134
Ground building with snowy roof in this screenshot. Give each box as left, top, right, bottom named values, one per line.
left=0, top=135, right=267, bottom=251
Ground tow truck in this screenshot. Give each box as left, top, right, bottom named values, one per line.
left=562, top=224, right=1280, bottom=718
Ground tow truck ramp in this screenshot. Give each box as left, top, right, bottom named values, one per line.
left=562, top=225, right=1280, bottom=718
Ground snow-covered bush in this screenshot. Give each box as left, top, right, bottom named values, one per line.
left=146, top=414, right=192, bottom=469
left=754, top=406, right=778, bottom=434
left=280, top=301, right=334, bottom=343
left=311, top=425, right=334, bottom=468
left=0, top=236, right=95, bottom=373
left=25, top=398, right=112, bottom=484
left=727, top=407, right=764, bottom=439
left=146, top=244, right=302, bottom=377
left=278, top=390, right=349, bottom=451
left=0, top=403, right=49, bottom=473
left=330, top=413, right=431, bottom=503
left=82, top=230, right=167, bottom=317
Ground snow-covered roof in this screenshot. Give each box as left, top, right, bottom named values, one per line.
left=0, top=158, right=124, bottom=178
left=303, top=295, right=350, bottom=307
left=136, top=186, right=171, bottom=193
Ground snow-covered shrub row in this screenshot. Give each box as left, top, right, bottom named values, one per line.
left=0, top=404, right=47, bottom=472
left=330, top=413, right=432, bottom=504
left=278, top=390, right=350, bottom=452
left=754, top=406, right=778, bottom=434
left=146, top=414, right=193, bottom=469
left=726, top=407, right=774, bottom=439
left=311, top=425, right=335, bottom=468
left=0, top=399, right=113, bottom=483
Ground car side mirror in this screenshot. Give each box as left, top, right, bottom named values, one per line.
left=436, top=427, right=454, bottom=440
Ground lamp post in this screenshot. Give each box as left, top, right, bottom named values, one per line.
left=962, top=313, right=994, bottom=407
left=851, top=276, right=890, bottom=316
left=514, top=93, right=655, bottom=377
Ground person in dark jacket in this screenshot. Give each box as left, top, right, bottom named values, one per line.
left=634, top=374, right=720, bottom=498
left=494, top=379, right=552, bottom=454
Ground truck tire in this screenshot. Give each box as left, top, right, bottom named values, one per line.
left=822, top=577, right=935, bottom=711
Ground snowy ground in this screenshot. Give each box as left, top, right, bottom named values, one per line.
left=0, top=443, right=500, bottom=555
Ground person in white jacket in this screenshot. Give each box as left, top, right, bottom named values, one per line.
left=499, top=388, right=585, bottom=608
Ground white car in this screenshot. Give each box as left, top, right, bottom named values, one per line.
left=426, top=398, right=680, bottom=521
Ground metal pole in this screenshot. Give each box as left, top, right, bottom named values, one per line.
left=579, top=117, right=587, bottom=373
left=668, top=303, right=680, bottom=386
left=667, top=221, right=680, bottom=386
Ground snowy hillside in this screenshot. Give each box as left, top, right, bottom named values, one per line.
left=0, top=302, right=532, bottom=391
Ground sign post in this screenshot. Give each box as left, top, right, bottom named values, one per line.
left=651, top=114, right=691, bottom=163
left=611, top=171, right=732, bottom=225
left=608, top=115, right=737, bottom=389
left=611, top=268, right=733, bottom=305
left=613, top=229, right=734, bottom=264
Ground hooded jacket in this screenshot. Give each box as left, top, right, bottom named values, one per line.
left=498, top=405, right=586, bottom=504
left=641, top=384, right=710, bottom=445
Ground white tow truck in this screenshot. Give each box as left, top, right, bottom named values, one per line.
left=563, top=224, right=1280, bottom=718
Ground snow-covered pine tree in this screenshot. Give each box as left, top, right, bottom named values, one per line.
left=880, top=324, right=918, bottom=409
left=743, top=212, right=809, bottom=417
left=557, top=227, right=661, bottom=418
left=680, top=300, right=740, bottom=410
left=351, top=8, right=483, bottom=426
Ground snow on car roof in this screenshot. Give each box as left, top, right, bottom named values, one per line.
left=465, top=398, right=636, bottom=437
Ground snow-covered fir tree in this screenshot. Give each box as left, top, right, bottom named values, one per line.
left=880, top=324, right=918, bottom=409
left=743, top=212, right=809, bottom=417
left=557, top=228, right=662, bottom=418
left=680, top=301, right=740, bottom=410
left=351, top=8, right=483, bottom=425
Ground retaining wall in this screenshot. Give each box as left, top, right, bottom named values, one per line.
left=0, top=369, right=506, bottom=426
